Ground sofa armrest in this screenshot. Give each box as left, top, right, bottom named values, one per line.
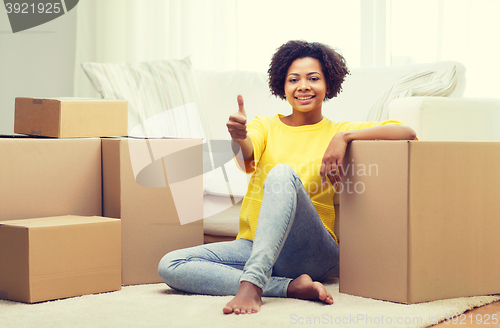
left=388, top=97, right=500, bottom=141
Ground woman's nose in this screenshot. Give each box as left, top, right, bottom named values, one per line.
left=298, top=80, right=310, bottom=91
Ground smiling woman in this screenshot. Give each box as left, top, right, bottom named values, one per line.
left=158, top=39, right=416, bottom=315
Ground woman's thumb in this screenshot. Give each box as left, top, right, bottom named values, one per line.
left=237, top=95, right=246, bottom=117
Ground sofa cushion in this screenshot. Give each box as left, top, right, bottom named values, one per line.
left=366, top=61, right=466, bottom=121
left=82, top=58, right=209, bottom=139
left=389, top=97, right=500, bottom=141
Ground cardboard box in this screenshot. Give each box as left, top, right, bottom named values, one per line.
left=102, top=137, right=204, bottom=285
left=339, top=141, right=500, bottom=303
left=0, top=215, right=121, bottom=303
left=14, top=97, right=128, bottom=138
left=0, top=136, right=102, bottom=221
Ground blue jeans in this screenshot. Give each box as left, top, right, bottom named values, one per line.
left=158, top=164, right=339, bottom=298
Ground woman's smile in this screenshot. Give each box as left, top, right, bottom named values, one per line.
left=295, top=95, right=316, bottom=104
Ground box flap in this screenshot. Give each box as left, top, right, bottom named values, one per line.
left=17, top=97, right=126, bottom=103
left=0, top=215, right=120, bottom=228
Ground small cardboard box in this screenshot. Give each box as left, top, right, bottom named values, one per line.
left=14, top=97, right=128, bottom=138
left=0, top=136, right=102, bottom=221
left=0, top=215, right=121, bottom=303
left=339, top=141, right=500, bottom=303
left=102, top=137, right=204, bottom=285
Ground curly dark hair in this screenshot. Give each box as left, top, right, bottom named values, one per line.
left=268, top=40, right=350, bottom=101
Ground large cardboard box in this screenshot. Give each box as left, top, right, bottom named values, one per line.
left=0, top=215, right=121, bottom=303
left=14, top=97, right=128, bottom=138
left=102, top=137, right=204, bottom=285
left=0, top=137, right=102, bottom=221
left=339, top=140, right=500, bottom=304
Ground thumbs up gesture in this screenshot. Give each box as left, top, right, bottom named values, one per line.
left=227, top=95, right=248, bottom=141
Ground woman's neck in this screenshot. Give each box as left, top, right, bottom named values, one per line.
left=280, top=109, right=323, bottom=127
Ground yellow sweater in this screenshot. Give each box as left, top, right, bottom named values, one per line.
left=236, top=114, right=404, bottom=243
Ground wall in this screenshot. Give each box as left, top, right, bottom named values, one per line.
left=0, top=7, right=77, bottom=135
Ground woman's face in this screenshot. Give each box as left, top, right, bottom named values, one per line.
left=284, top=57, right=328, bottom=113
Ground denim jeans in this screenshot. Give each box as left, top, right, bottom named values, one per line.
left=158, top=164, right=339, bottom=298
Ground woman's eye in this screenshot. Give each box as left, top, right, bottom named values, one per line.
left=289, top=78, right=298, bottom=83
left=310, top=76, right=319, bottom=81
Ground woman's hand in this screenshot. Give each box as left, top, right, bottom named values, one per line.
left=320, top=125, right=416, bottom=188
left=227, top=95, right=248, bottom=141
left=227, top=95, right=255, bottom=168
left=320, top=132, right=348, bottom=188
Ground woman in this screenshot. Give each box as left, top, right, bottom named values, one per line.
left=158, top=40, right=416, bottom=315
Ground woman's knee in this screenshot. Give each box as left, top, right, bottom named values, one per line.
left=157, top=249, right=186, bottom=286
left=265, top=164, right=298, bottom=191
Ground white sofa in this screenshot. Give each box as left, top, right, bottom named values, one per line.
left=196, top=61, right=500, bottom=242
left=81, top=59, right=500, bottom=242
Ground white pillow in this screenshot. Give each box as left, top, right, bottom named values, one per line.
left=82, top=58, right=209, bottom=139
left=366, top=63, right=460, bottom=121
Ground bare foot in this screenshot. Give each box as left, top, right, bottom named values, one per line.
left=287, top=274, right=334, bottom=305
left=223, top=281, right=263, bottom=315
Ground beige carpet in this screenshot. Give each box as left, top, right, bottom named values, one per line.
left=1, top=278, right=499, bottom=328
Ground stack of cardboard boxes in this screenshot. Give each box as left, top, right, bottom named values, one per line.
left=3, top=98, right=499, bottom=306
left=0, top=98, right=203, bottom=303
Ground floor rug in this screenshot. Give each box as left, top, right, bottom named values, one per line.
left=1, top=278, right=499, bottom=328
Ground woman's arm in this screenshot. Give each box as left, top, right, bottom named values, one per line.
left=227, top=95, right=255, bottom=170
left=321, top=125, right=416, bottom=187
left=342, top=125, right=416, bottom=143
left=231, top=138, right=254, bottom=171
